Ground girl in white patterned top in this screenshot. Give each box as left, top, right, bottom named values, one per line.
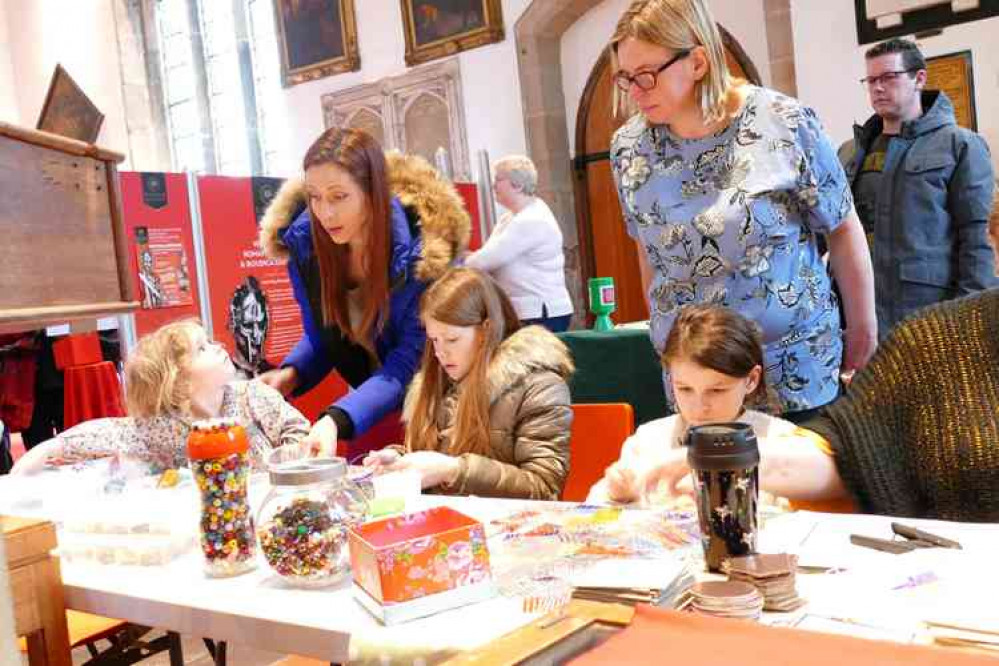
left=12, top=320, right=309, bottom=474
left=587, top=305, right=812, bottom=507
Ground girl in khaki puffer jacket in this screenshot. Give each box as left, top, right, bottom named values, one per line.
left=363, top=268, right=573, bottom=499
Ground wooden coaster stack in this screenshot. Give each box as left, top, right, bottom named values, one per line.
left=686, top=580, right=765, bottom=620
left=723, top=553, right=805, bottom=612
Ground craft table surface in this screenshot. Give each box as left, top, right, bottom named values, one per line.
left=2, top=474, right=998, bottom=663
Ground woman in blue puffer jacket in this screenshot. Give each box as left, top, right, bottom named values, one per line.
left=258, top=127, right=469, bottom=454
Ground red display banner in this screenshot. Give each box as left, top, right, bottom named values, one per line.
left=454, top=182, right=483, bottom=251
left=119, top=172, right=202, bottom=338
left=195, top=176, right=346, bottom=422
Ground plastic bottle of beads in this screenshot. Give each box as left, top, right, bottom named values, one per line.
left=257, top=455, right=368, bottom=588
left=187, top=418, right=257, bottom=577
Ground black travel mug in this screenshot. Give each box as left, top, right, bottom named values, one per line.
left=686, top=423, right=760, bottom=572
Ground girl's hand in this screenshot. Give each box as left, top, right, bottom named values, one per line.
left=642, top=448, right=695, bottom=500
left=300, top=415, right=338, bottom=458
left=10, top=439, right=61, bottom=475
left=388, top=451, right=460, bottom=489
left=605, top=463, right=640, bottom=504
left=362, top=448, right=402, bottom=472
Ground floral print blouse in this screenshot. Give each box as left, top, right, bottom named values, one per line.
left=58, top=380, right=310, bottom=469
left=611, top=86, right=853, bottom=412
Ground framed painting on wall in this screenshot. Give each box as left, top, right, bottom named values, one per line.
left=274, top=0, right=360, bottom=87
left=400, top=0, right=504, bottom=67
left=925, top=51, right=977, bottom=131
left=854, top=0, right=999, bottom=45
left=36, top=64, right=104, bottom=143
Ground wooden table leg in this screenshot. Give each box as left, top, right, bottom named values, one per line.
left=5, top=516, right=71, bottom=666
left=23, top=556, right=71, bottom=666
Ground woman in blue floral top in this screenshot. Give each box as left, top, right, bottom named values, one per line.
left=608, top=0, right=877, bottom=420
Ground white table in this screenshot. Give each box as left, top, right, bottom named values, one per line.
left=3, top=473, right=998, bottom=663
left=0, top=482, right=598, bottom=664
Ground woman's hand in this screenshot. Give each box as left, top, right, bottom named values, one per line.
left=363, top=448, right=402, bottom=472
left=604, top=463, right=640, bottom=504
left=300, top=415, right=338, bottom=458
left=257, top=366, right=299, bottom=397
left=388, top=451, right=460, bottom=489
left=841, top=325, right=877, bottom=376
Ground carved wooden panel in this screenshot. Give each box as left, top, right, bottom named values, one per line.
left=321, top=59, right=470, bottom=180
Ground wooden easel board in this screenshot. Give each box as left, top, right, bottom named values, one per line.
left=0, top=123, right=137, bottom=333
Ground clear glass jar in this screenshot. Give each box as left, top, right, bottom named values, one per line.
left=188, top=419, right=257, bottom=578
left=257, top=455, right=369, bottom=588
left=347, top=465, right=376, bottom=502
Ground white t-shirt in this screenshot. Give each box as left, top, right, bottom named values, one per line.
left=466, top=198, right=573, bottom=320
left=585, top=410, right=799, bottom=507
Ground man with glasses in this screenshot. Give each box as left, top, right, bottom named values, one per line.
left=840, top=37, right=995, bottom=339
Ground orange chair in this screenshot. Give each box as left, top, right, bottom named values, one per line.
left=561, top=403, right=635, bottom=502
left=18, top=611, right=183, bottom=664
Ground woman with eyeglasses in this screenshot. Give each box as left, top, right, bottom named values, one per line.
left=608, top=0, right=877, bottom=424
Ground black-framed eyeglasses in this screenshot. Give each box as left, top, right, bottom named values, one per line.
left=614, top=49, right=691, bottom=92
left=859, top=69, right=916, bottom=88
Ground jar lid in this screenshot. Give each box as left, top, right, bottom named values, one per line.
left=268, top=455, right=348, bottom=487
left=187, top=419, right=248, bottom=459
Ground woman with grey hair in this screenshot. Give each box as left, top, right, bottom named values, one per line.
left=466, top=155, right=574, bottom=332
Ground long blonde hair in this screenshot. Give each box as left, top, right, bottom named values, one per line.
left=610, top=0, right=733, bottom=124
left=125, top=319, right=203, bottom=417
left=405, top=268, right=521, bottom=456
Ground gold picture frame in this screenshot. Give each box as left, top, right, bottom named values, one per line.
left=36, top=64, right=104, bottom=143
left=274, top=0, right=360, bottom=87
left=400, top=0, right=504, bottom=67
left=925, top=51, right=977, bottom=131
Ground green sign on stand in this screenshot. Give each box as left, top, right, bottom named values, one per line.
left=588, top=277, right=616, bottom=331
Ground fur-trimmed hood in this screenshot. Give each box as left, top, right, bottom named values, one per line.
left=258, top=151, right=470, bottom=281
left=403, top=325, right=574, bottom=423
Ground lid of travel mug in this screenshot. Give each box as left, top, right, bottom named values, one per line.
left=685, top=422, right=760, bottom=471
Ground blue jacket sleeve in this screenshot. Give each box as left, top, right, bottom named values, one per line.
left=950, top=133, right=998, bottom=295
left=333, top=280, right=428, bottom=436
left=282, top=251, right=334, bottom=395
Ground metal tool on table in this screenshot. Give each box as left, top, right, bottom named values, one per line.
left=849, top=522, right=963, bottom=554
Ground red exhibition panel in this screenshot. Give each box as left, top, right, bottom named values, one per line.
left=195, top=176, right=347, bottom=422
left=119, top=172, right=202, bottom=338
left=454, top=182, right=483, bottom=251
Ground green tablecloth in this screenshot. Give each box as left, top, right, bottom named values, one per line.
left=558, top=326, right=669, bottom=427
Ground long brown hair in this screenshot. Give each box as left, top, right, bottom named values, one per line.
left=302, top=127, right=392, bottom=346
left=662, top=304, right=776, bottom=412
left=406, top=268, right=521, bottom=456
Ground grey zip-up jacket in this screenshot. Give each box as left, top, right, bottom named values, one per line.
left=840, top=90, right=996, bottom=338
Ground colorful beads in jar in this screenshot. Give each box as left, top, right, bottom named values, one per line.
left=187, top=419, right=257, bottom=577
left=257, top=455, right=368, bottom=588
left=259, top=497, right=348, bottom=584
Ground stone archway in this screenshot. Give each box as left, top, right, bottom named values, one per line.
left=513, top=0, right=799, bottom=318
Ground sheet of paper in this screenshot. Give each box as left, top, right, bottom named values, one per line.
left=568, top=556, right=686, bottom=590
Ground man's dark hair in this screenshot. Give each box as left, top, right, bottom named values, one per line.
left=865, top=37, right=926, bottom=73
